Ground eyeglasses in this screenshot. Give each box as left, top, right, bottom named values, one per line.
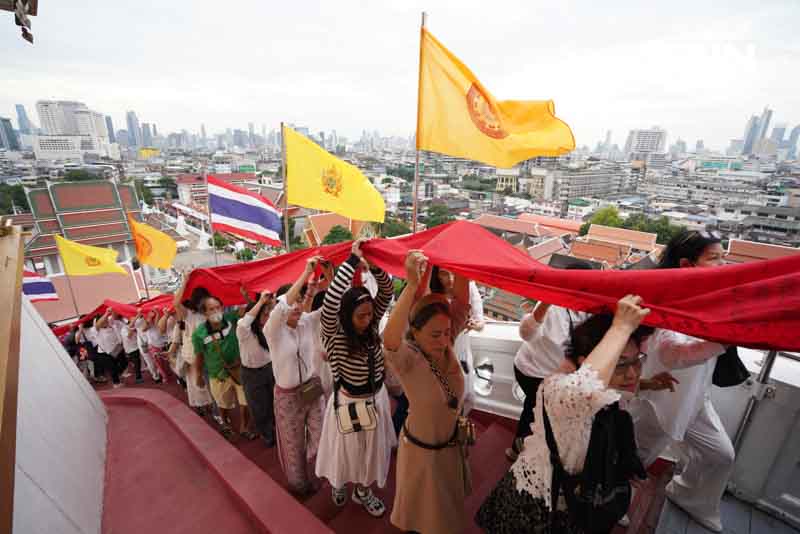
left=614, top=352, right=647, bottom=373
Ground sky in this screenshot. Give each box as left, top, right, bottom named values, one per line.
left=1, top=0, right=799, bottom=150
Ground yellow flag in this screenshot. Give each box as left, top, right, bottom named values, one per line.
left=54, top=235, right=127, bottom=276
left=417, top=28, right=575, bottom=168
left=284, top=126, right=385, bottom=223
left=128, top=215, right=177, bottom=269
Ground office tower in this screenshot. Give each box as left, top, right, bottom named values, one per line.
left=624, top=127, right=667, bottom=157
left=142, top=123, right=153, bottom=146
left=116, top=129, right=129, bottom=147
left=786, top=125, right=800, bottom=159
left=695, top=139, right=705, bottom=153
left=15, top=104, right=33, bottom=134
left=126, top=111, right=142, bottom=147
left=0, top=117, right=21, bottom=150
left=754, top=107, right=773, bottom=145
left=36, top=100, right=88, bottom=135
left=105, top=116, right=116, bottom=143
left=248, top=122, right=255, bottom=147
left=201, top=123, right=207, bottom=140
left=152, top=124, right=158, bottom=137
left=741, top=115, right=760, bottom=155
left=770, top=123, right=787, bottom=145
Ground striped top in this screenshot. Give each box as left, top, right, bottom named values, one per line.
left=321, top=254, right=393, bottom=396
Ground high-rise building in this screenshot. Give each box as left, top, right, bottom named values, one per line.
left=125, top=111, right=142, bottom=147
left=142, top=123, right=153, bottom=147
left=36, top=100, right=89, bottom=135
left=105, top=116, right=116, bottom=143
left=0, top=117, right=21, bottom=150
left=741, top=115, right=760, bottom=155
left=755, top=107, right=773, bottom=145
left=770, top=123, right=787, bottom=145
left=248, top=122, right=255, bottom=147
left=624, top=127, right=667, bottom=158
left=695, top=139, right=705, bottom=153
left=787, top=125, right=800, bottom=159
left=116, top=130, right=129, bottom=147
left=15, top=104, right=33, bottom=134
left=152, top=124, right=158, bottom=138
left=201, top=123, right=207, bottom=141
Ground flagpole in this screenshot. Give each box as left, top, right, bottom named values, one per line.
left=62, top=273, right=81, bottom=319
left=281, top=122, right=290, bottom=252
left=139, top=263, right=151, bottom=299
left=412, top=11, right=428, bottom=233
left=205, top=165, right=219, bottom=266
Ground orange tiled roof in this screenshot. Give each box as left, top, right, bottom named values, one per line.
left=527, top=237, right=567, bottom=264
left=726, top=239, right=800, bottom=264
left=474, top=214, right=554, bottom=237
left=306, top=212, right=365, bottom=246
left=570, top=239, right=630, bottom=267
left=518, top=213, right=582, bottom=234
left=587, top=224, right=657, bottom=252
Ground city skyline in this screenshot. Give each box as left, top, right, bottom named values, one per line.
left=2, top=0, right=799, bottom=149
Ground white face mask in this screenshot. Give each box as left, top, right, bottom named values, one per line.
left=209, top=312, right=223, bottom=323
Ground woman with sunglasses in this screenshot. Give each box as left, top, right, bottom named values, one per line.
left=476, top=296, right=652, bottom=533
left=630, top=229, right=731, bottom=533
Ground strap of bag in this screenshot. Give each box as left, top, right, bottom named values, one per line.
left=541, top=397, right=566, bottom=524
left=419, top=349, right=459, bottom=410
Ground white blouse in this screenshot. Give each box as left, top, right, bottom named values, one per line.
left=264, top=296, right=320, bottom=389
left=513, top=306, right=588, bottom=379
left=236, top=314, right=271, bottom=369
left=511, top=364, right=620, bottom=509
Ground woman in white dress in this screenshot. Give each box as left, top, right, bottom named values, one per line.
left=172, top=280, right=214, bottom=416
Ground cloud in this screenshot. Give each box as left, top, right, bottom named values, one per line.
left=1, top=0, right=798, bottom=149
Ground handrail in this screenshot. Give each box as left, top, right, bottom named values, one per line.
left=0, top=217, right=24, bottom=534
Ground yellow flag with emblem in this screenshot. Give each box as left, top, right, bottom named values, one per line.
left=128, top=215, right=177, bottom=269
left=54, top=235, right=127, bottom=276
left=284, top=126, right=385, bottom=222
left=417, top=28, right=575, bottom=168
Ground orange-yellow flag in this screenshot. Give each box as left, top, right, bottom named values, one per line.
left=128, top=215, right=177, bottom=269
left=417, top=28, right=575, bottom=168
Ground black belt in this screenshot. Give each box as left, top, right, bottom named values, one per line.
left=403, top=422, right=458, bottom=450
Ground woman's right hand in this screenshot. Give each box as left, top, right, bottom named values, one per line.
left=404, top=250, right=427, bottom=286
left=351, top=238, right=368, bottom=259
left=612, top=294, right=650, bottom=333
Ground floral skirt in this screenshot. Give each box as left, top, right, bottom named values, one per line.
left=475, top=470, right=581, bottom=534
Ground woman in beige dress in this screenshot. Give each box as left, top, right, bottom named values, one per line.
left=383, top=250, right=470, bottom=534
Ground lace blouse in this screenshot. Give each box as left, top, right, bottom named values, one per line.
left=511, top=364, right=620, bottom=509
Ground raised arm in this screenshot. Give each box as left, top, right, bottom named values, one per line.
left=288, top=256, right=320, bottom=306
left=174, top=273, right=189, bottom=321
left=321, top=240, right=364, bottom=342
left=238, top=291, right=273, bottom=341
left=264, top=295, right=290, bottom=347
left=157, top=309, right=169, bottom=335
left=96, top=308, right=112, bottom=329
left=384, top=250, right=427, bottom=352
left=371, top=265, right=393, bottom=321
left=519, top=301, right=550, bottom=340
left=582, top=295, right=650, bottom=386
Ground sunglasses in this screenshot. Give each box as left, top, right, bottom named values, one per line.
left=614, top=352, right=647, bottom=373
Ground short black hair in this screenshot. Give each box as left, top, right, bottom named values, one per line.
left=201, top=295, right=222, bottom=313
left=276, top=284, right=292, bottom=297
left=565, top=314, right=654, bottom=367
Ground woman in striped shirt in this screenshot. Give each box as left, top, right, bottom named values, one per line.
left=314, top=238, right=396, bottom=517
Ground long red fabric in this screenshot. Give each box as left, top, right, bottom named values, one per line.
left=51, top=294, right=174, bottom=337
left=181, top=221, right=800, bottom=351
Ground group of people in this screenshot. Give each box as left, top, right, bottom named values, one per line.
left=59, top=229, right=738, bottom=533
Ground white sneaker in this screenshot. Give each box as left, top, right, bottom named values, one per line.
left=352, top=487, right=385, bottom=517
left=618, top=514, right=630, bottom=527
left=665, top=482, right=722, bottom=533
left=113, top=382, right=124, bottom=389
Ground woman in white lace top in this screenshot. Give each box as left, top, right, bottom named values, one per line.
left=476, top=295, right=652, bottom=533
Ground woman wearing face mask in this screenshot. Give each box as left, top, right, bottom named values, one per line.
left=429, top=266, right=485, bottom=416
left=628, top=230, right=731, bottom=533
left=315, top=239, right=396, bottom=517
left=383, top=251, right=471, bottom=534
left=476, top=296, right=651, bottom=533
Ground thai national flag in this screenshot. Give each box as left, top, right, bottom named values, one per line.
left=207, top=175, right=283, bottom=246
left=23, top=270, right=59, bottom=302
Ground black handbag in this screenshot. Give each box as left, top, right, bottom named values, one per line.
left=712, top=346, right=750, bottom=388
left=542, top=400, right=645, bottom=534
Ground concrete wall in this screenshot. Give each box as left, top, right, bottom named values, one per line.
left=13, top=298, right=107, bottom=534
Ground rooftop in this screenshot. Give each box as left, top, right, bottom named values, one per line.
left=726, top=239, right=800, bottom=264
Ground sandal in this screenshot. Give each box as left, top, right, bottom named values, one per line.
left=220, top=426, right=235, bottom=441
left=332, top=486, right=347, bottom=507
left=352, top=487, right=385, bottom=517
left=240, top=430, right=258, bottom=440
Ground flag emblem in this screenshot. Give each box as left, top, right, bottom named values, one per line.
left=85, top=256, right=101, bottom=267
left=322, top=165, right=343, bottom=197
left=134, top=233, right=153, bottom=258
left=467, top=84, right=507, bottom=139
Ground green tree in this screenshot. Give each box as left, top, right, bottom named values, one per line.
left=208, top=232, right=229, bottom=249
left=381, top=177, right=394, bottom=185
left=64, top=170, right=95, bottom=181
left=322, top=225, right=354, bottom=245
left=236, top=248, right=255, bottom=261
left=381, top=217, right=411, bottom=237
left=393, top=278, right=406, bottom=298
left=0, top=184, right=30, bottom=215
left=134, top=180, right=153, bottom=204
left=424, top=204, right=454, bottom=228
left=589, top=206, right=624, bottom=228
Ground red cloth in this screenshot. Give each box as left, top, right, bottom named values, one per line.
left=182, top=221, right=800, bottom=351
left=51, top=294, right=174, bottom=337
